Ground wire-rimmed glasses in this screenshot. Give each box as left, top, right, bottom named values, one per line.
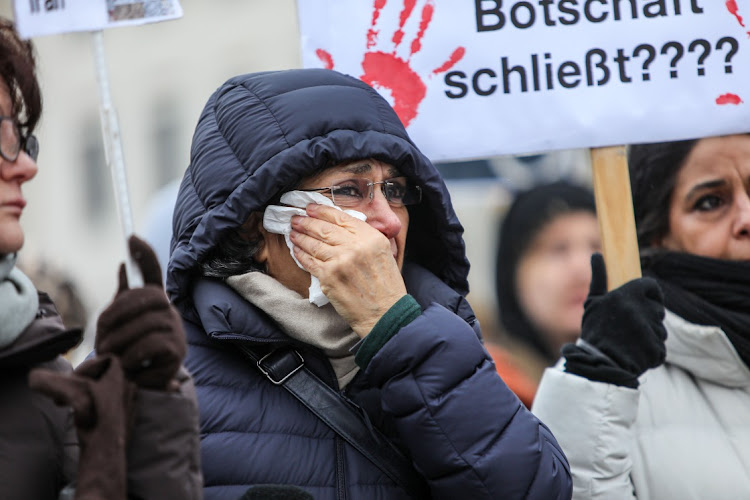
left=300, top=176, right=422, bottom=208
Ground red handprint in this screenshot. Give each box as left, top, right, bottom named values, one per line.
left=716, top=0, right=746, bottom=105
left=725, top=0, right=748, bottom=33
left=316, top=0, right=465, bottom=127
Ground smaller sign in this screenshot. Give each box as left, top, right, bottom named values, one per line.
left=13, top=0, right=183, bottom=39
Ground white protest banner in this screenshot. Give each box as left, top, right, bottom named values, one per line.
left=14, top=0, right=182, bottom=39
left=298, top=0, right=750, bottom=161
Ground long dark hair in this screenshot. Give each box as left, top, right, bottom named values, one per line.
left=627, top=140, right=699, bottom=251
left=495, top=181, right=596, bottom=362
left=201, top=213, right=266, bottom=278
left=628, top=134, right=750, bottom=251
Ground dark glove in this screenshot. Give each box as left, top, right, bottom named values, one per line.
left=562, top=253, right=667, bottom=388
left=95, top=235, right=186, bottom=391
left=29, top=354, right=136, bottom=500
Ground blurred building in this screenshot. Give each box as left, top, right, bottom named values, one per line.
left=3, top=0, right=302, bottom=318
left=3, top=1, right=592, bottom=351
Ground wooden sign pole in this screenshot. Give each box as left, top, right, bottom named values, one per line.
left=590, top=146, right=642, bottom=290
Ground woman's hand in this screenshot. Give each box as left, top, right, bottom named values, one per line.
left=563, top=253, right=667, bottom=387
left=290, top=204, right=407, bottom=337
left=95, top=236, right=186, bottom=391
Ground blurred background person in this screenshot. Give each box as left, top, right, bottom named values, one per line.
left=490, top=181, right=600, bottom=407
left=16, top=256, right=89, bottom=330
left=533, top=133, right=750, bottom=499
left=16, top=256, right=89, bottom=364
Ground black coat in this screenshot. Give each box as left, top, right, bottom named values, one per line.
left=0, top=291, right=203, bottom=499
left=0, top=293, right=80, bottom=500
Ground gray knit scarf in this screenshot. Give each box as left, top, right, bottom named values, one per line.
left=0, top=253, right=39, bottom=348
left=226, top=271, right=360, bottom=388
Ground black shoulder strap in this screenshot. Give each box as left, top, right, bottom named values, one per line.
left=237, top=344, right=429, bottom=499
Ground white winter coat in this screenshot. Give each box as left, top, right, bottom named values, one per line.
left=532, top=310, right=750, bottom=499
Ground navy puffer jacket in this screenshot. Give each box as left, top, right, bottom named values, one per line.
left=169, top=68, right=572, bottom=499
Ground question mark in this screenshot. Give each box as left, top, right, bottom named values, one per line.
left=688, top=39, right=711, bottom=76
left=661, top=41, right=684, bottom=79
left=716, top=36, right=739, bottom=74
left=633, top=44, right=656, bottom=81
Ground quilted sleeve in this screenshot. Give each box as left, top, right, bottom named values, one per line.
left=364, top=303, right=572, bottom=500
left=533, top=367, right=640, bottom=500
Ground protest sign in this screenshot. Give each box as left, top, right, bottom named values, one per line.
left=13, top=0, right=183, bottom=287
left=14, top=0, right=182, bottom=39
left=299, top=0, right=749, bottom=161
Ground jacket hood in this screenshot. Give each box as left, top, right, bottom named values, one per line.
left=167, top=69, right=469, bottom=307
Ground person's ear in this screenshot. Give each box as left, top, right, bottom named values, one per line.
left=652, top=231, right=671, bottom=250
left=254, top=225, right=270, bottom=265
left=239, top=212, right=268, bottom=264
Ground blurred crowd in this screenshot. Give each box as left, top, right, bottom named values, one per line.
left=4, top=7, right=750, bottom=500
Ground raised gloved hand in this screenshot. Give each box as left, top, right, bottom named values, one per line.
left=29, top=354, right=136, bottom=500
left=562, top=253, right=667, bottom=388
left=95, top=235, right=186, bottom=391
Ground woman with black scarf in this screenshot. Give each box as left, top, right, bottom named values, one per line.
left=532, top=133, right=750, bottom=499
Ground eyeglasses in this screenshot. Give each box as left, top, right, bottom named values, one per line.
left=301, top=176, right=422, bottom=208
left=0, top=116, right=39, bottom=162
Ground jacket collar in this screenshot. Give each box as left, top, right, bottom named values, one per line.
left=0, top=292, right=82, bottom=368
left=192, top=278, right=287, bottom=344
left=665, top=309, right=750, bottom=387
left=190, top=261, right=477, bottom=344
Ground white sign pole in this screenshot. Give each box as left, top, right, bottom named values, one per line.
left=13, top=0, right=184, bottom=289
left=91, top=30, right=143, bottom=288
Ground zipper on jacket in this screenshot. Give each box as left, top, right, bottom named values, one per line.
left=335, top=436, right=348, bottom=500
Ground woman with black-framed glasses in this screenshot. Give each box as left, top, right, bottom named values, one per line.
left=0, top=114, right=38, bottom=162
left=0, top=17, right=201, bottom=500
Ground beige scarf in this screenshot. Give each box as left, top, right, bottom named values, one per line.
left=226, top=271, right=360, bottom=388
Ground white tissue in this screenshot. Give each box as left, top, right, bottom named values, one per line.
left=263, top=191, right=366, bottom=306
